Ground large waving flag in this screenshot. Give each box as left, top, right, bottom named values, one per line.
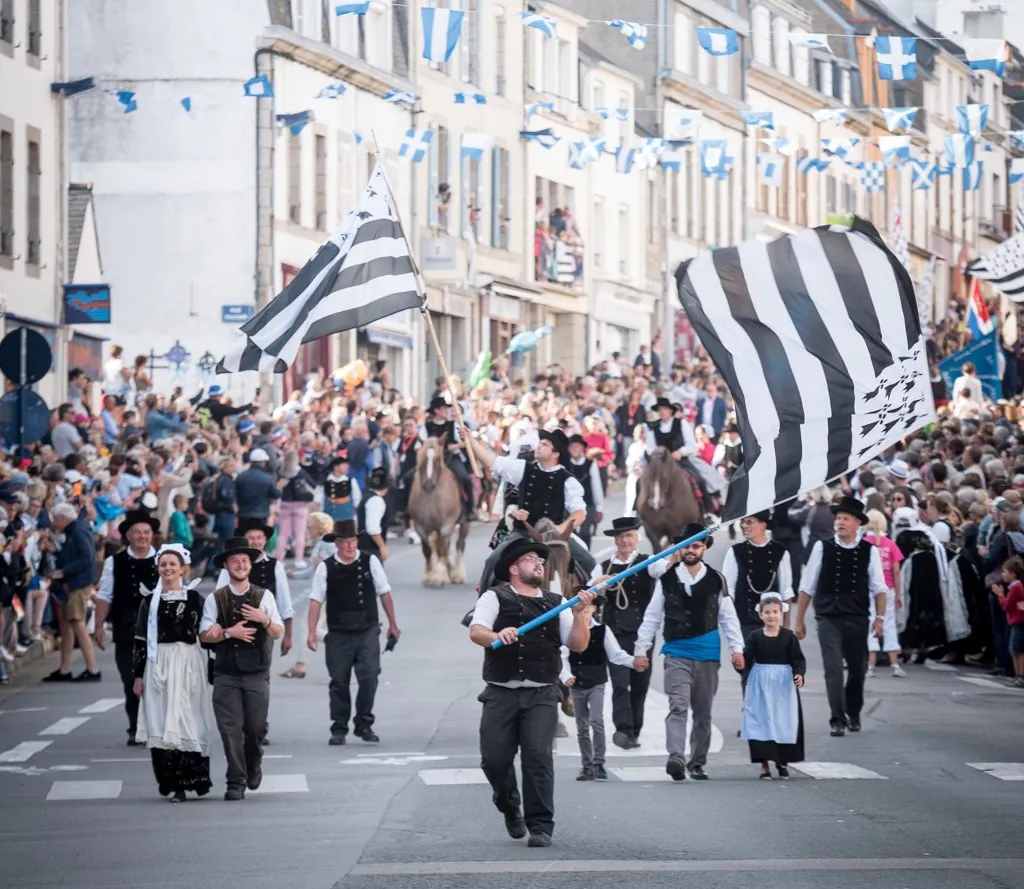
left=967, top=278, right=993, bottom=340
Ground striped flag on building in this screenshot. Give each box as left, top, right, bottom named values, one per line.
left=675, top=217, right=936, bottom=521
left=966, top=233, right=1024, bottom=301
left=217, top=164, right=422, bottom=374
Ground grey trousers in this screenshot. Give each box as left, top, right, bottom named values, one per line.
left=212, top=671, right=271, bottom=789
left=324, top=627, right=381, bottom=736
left=570, top=684, right=606, bottom=768
left=664, top=657, right=719, bottom=768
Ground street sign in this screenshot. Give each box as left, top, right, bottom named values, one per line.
left=0, top=328, right=53, bottom=386
left=0, top=389, right=51, bottom=447
left=63, top=284, right=112, bottom=324
left=222, top=305, right=254, bottom=324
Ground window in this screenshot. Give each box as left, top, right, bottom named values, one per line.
left=685, top=148, right=696, bottom=239
left=292, top=0, right=319, bottom=40
left=825, top=174, right=837, bottom=215
left=751, top=5, right=771, bottom=66
left=429, top=0, right=451, bottom=75
left=777, top=128, right=790, bottom=221
left=314, top=134, right=327, bottom=231
left=674, top=9, right=695, bottom=74
left=495, top=6, right=506, bottom=95
left=816, top=59, right=833, bottom=97
left=337, top=132, right=355, bottom=218
left=461, top=0, right=480, bottom=87
left=462, top=152, right=481, bottom=240
left=772, top=16, right=791, bottom=76
left=647, top=179, right=657, bottom=246
left=0, top=127, right=12, bottom=257
left=435, top=125, right=451, bottom=232
left=718, top=177, right=729, bottom=247
left=0, top=0, right=12, bottom=45
left=26, top=136, right=40, bottom=265
left=27, top=0, right=40, bottom=56
left=491, top=146, right=510, bottom=249
left=717, top=53, right=732, bottom=96
left=393, top=1, right=410, bottom=77
left=288, top=132, right=302, bottom=225
left=697, top=28, right=712, bottom=87
left=791, top=31, right=810, bottom=85
left=618, top=206, right=630, bottom=276
left=840, top=69, right=852, bottom=106
left=593, top=197, right=605, bottom=269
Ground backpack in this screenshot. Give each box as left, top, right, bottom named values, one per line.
left=200, top=476, right=222, bottom=514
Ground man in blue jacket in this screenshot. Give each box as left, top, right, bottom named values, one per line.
left=43, top=503, right=101, bottom=682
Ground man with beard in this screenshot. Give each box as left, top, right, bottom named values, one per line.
left=634, top=523, right=744, bottom=780
left=722, top=511, right=793, bottom=640
left=469, top=537, right=596, bottom=848
left=94, top=510, right=160, bottom=745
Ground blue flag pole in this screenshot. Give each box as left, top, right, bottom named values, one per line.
left=489, top=525, right=718, bottom=650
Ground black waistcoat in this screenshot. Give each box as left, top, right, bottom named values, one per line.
left=357, top=491, right=388, bottom=554
left=520, top=462, right=569, bottom=525
left=647, top=418, right=684, bottom=452
left=325, top=477, right=353, bottom=502
left=732, top=540, right=787, bottom=625
left=324, top=553, right=379, bottom=632
left=425, top=419, right=455, bottom=442
left=213, top=586, right=272, bottom=675
left=568, top=624, right=607, bottom=689
left=602, top=555, right=654, bottom=637
left=814, top=539, right=872, bottom=618
left=248, top=557, right=278, bottom=597
left=662, top=568, right=723, bottom=642
left=566, top=459, right=595, bottom=509
left=110, top=550, right=159, bottom=641
left=482, top=586, right=563, bottom=685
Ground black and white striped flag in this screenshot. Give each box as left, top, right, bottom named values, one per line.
left=217, top=163, right=422, bottom=374
left=966, top=233, right=1024, bottom=301
left=676, top=217, right=936, bottom=522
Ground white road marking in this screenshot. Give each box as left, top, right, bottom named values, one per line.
left=46, top=780, right=123, bottom=801
left=792, top=762, right=888, bottom=780
left=39, top=717, right=91, bottom=736
left=49, top=765, right=90, bottom=772
left=355, top=751, right=426, bottom=757
left=262, top=754, right=293, bottom=759
left=957, top=676, right=1018, bottom=692
left=418, top=769, right=489, bottom=786
left=0, top=706, right=49, bottom=715
left=609, top=766, right=675, bottom=783
left=923, top=661, right=959, bottom=672
left=0, top=741, right=52, bottom=762
left=79, top=698, right=123, bottom=714
left=249, top=774, right=309, bottom=794
left=967, top=763, right=1024, bottom=781
left=91, top=757, right=147, bottom=763
left=344, top=755, right=449, bottom=766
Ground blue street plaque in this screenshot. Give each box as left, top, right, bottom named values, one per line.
left=222, top=305, right=255, bottom=324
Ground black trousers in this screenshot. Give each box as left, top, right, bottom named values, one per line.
left=113, top=639, right=139, bottom=737
left=325, top=627, right=381, bottom=735
left=817, top=615, right=869, bottom=724
left=606, top=630, right=652, bottom=736
left=479, top=684, right=559, bottom=837
left=448, top=457, right=475, bottom=514
left=212, top=671, right=270, bottom=789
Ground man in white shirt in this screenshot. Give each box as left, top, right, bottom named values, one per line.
left=951, top=361, right=984, bottom=406
left=721, top=511, right=794, bottom=637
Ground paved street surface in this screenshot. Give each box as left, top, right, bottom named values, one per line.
left=1, top=501, right=1022, bottom=889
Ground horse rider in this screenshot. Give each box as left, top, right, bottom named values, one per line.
left=357, top=467, right=391, bottom=562
left=645, top=398, right=725, bottom=516
left=489, top=433, right=539, bottom=551
left=565, top=434, right=604, bottom=547
left=395, top=416, right=422, bottom=544
left=423, top=396, right=475, bottom=520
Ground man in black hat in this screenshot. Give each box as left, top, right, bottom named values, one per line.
left=721, top=510, right=793, bottom=641
left=306, top=520, right=399, bottom=745
left=589, top=516, right=669, bottom=749
left=469, top=537, right=596, bottom=848
left=634, top=523, right=745, bottom=780
left=565, top=434, right=603, bottom=546
left=94, top=510, right=160, bottom=745
left=423, top=396, right=475, bottom=519
left=200, top=537, right=285, bottom=800
left=357, top=467, right=392, bottom=561
left=795, top=496, right=886, bottom=737
left=645, top=398, right=723, bottom=515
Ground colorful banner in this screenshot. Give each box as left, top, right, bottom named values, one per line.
left=939, top=332, right=1002, bottom=401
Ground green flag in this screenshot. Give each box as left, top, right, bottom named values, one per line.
left=469, top=348, right=492, bottom=389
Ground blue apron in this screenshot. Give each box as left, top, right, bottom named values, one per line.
left=740, top=663, right=799, bottom=744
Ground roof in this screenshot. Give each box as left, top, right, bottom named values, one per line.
left=67, top=183, right=93, bottom=281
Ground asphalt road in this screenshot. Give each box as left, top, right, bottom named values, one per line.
left=1, top=501, right=1022, bottom=889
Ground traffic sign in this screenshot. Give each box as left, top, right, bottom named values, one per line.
left=0, top=328, right=53, bottom=386
left=0, top=389, right=51, bottom=447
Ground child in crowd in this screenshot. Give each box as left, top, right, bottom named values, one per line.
left=993, top=556, right=1024, bottom=687
left=864, top=509, right=907, bottom=678
left=167, top=494, right=192, bottom=548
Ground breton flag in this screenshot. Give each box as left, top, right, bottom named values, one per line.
left=675, top=217, right=935, bottom=521
left=966, top=233, right=1024, bottom=301
left=217, top=164, right=421, bottom=374
left=966, top=278, right=994, bottom=339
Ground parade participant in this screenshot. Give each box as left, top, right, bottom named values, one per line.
left=306, top=519, right=399, bottom=745
left=864, top=510, right=907, bottom=678
left=633, top=523, right=744, bottom=781
left=564, top=593, right=636, bottom=782
left=644, top=398, right=724, bottom=515
left=488, top=435, right=538, bottom=551
left=721, top=510, right=793, bottom=640
left=199, top=537, right=284, bottom=801
left=469, top=537, right=596, bottom=848
left=565, top=434, right=603, bottom=546
left=423, top=396, right=475, bottom=519
left=323, top=453, right=361, bottom=523
left=892, top=506, right=949, bottom=663
left=132, top=544, right=215, bottom=802
left=94, top=509, right=160, bottom=745
left=395, top=417, right=422, bottom=544
left=740, top=593, right=806, bottom=781
left=794, top=496, right=886, bottom=737
left=357, top=467, right=391, bottom=561
left=589, top=515, right=667, bottom=749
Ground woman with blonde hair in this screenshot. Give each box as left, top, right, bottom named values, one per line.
left=864, top=510, right=906, bottom=678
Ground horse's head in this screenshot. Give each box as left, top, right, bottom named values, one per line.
left=417, top=437, right=445, bottom=493
left=525, top=519, right=573, bottom=598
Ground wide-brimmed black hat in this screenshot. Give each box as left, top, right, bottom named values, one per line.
left=235, top=517, right=273, bottom=539
left=494, top=538, right=551, bottom=582
left=118, top=509, right=159, bottom=537
left=429, top=395, right=450, bottom=412
left=744, top=509, right=773, bottom=527
left=212, top=537, right=264, bottom=570
left=538, top=428, right=568, bottom=452
left=567, top=433, right=586, bottom=447
left=329, top=452, right=349, bottom=470
left=831, top=495, right=869, bottom=525
left=654, top=397, right=674, bottom=412
left=674, top=522, right=712, bottom=549
left=603, top=516, right=641, bottom=537
left=367, top=467, right=389, bottom=489
left=323, top=519, right=358, bottom=542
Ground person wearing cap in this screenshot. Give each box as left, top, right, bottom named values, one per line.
left=94, top=509, right=161, bottom=745
left=565, top=434, right=604, bottom=546
left=234, top=448, right=281, bottom=527
left=324, top=452, right=361, bottom=523
left=469, top=537, right=597, bottom=848
left=357, top=467, right=392, bottom=561
left=794, top=496, right=887, bottom=737
left=644, top=397, right=724, bottom=515
left=633, top=523, right=744, bottom=780
left=306, top=519, right=398, bottom=745
left=588, top=516, right=671, bottom=749
left=423, top=396, right=475, bottom=520
left=721, top=510, right=794, bottom=641
left=199, top=537, right=284, bottom=801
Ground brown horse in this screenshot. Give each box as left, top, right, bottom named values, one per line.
left=408, top=437, right=470, bottom=587
left=636, top=447, right=703, bottom=551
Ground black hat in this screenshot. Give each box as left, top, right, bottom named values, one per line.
left=329, top=452, right=349, bottom=470
left=568, top=433, right=586, bottom=447
left=745, top=509, right=773, bottom=527
left=654, top=397, right=674, bottom=412
left=673, top=522, right=712, bottom=549
left=212, top=537, right=264, bottom=570
left=494, top=537, right=550, bottom=583
left=539, top=428, right=568, bottom=452
left=368, top=467, right=389, bottom=490
left=118, top=510, right=159, bottom=537
left=323, top=519, right=358, bottom=542
left=235, top=517, right=274, bottom=539
left=831, top=495, right=869, bottom=525
left=603, top=516, right=641, bottom=536
left=429, top=396, right=450, bottom=412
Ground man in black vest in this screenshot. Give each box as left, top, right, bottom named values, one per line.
left=565, top=434, right=603, bottom=545
left=93, top=510, right=159, bottom=745
left=306, top=519, right=399, bottom=745
left=357, top=468, right=391, bottom=561
left=199, top=538, right=284, bottom=801
left=469, top=537, right=595, bottom=848
left=721, top=510, right=793, bottom=640
left=645, top=398, right=724, bottom=514
left=795, top=496, right=886, bottom=737
left=634, top=523, right=744, bottom=781
left=589, top=516, right=668, bottom=749
left=423, top=396, right=474, bottom=518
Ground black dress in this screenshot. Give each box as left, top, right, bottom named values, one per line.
left=895, top=530, right=947, bottom=650
left=133, top=591, right=213, bottom=797
left=742, top=628, right=806, bottom=765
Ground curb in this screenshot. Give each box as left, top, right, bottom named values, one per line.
left=3, top=633, right=56, bottom=683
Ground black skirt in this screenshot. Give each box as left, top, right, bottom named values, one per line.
left=747, top=695, right=805, bottom=765
left=151, top=749, right=212, bottom=796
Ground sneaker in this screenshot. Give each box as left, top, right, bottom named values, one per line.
left=593, top=764, right=608, bottom=782
left=830, top=721, right=845, bottom=738
left=42, top=669, right=74, bottom=682
left=527, top=833, right=552, bottom=848
left=13, top=644, right=27, bottom=656
left=891, top=664, right=907, bottom=678
left=846, top=717, right=861, bottom=733
left=776, top=765, right=790, bottom=780
left=504, top=809, right=527, bottom=839
left=576, top=767, right=595, bottom=782
left=665, top=756, right=687, bottom=782
left=866, top=666, right=876, bottom=678
left=612, top=730, right=634, bottom=750
left=73, top=670, right=102, bottom=682
left=0, top=649, right=13, bottom=662
left=688, top=765, right=709, bottom=780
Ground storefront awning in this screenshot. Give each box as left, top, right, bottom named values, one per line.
left=366, top=328, right=414, bottom=350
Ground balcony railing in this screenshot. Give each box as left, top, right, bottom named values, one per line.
left=534, top=225, right=583, bottom=289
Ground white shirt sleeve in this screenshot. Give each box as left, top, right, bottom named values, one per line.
left=564, top=473, right=586, bottom=514
left=647, top=557, right=671, bottom=580
left=369, top=555, right=391, bottom=595
left=679, top=421, right=698, bottom=457
left=309, top=561, right=329, bottom=604
left=274, top=562, right=294, bottom=620
left=559, top=647, right=572, bottom=683
left=721, top=548, right=738, bottom=597
left=634, top=580, right=666, bottom=655
left=199, top=593, right=220, bottom=633
left=867, top=546, right=887, bottom=597
left=603, top=625, right=636, bottom=668
left=259, top=589, right=284, bottom=629
left=718, top=593, right=744, bottom=654
left=351, top=479, right=362, bottom=509
left=588, top=559, right=607, bottom=583
left=588, top=461, right=604, bottom=510
left=96, top=556, right=115, bottom=603
left=491, top=456, right=525, bottom=486
left=778, top=551, right=794, bottom=601
left=644, top=426, right=657, bottom=455
left=800, top=541, right=824, bottom=597
left=364, top=496, right=386, bottom=536
left=557, top=607, right=575, bottom=645
left=216, top=568, right=229, bottom=590
left=931, top=522, right=951, bottom=544
left=470, top=590, right=500, bottom=629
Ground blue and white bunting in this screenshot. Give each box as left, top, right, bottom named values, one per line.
left=700, top=140, right=729, bottom=176
left=525, top=101, right=554, bottom=121
left=1010, top=158, right=1024, bottom=186
left=399, top=129, right=433, bottom=163
left=421, top=7, right=465, bottom=63
left=934, top=162, right=954, bottom=178
left=911, top=160, right=936, bottom=190
left=882, top=107, right=918, bottom=132
left=608, top=19, right=647, bottom=50
left=636, top=138, right=664, bottom=170
left=697, top=27, right=739, bottom=56
left=315, top=83, right=347, bottom=99
left=789, top=33, right=830, bottom=50
left=244, top=75, right=273, bottom=98
left=963, top=162, right=983, bottom=192
left=821, top=137, right=859, bottom=161
left=812, top=109, right=847, bottom=124
left=875, top=35, right=917, bottom=81
left=1009, top=130, right=1024, bottom=151
left=957, top=104, right=989, bottom=138
left=461, top=132, right=492, bottom=162
left=861, top=162, right=885, bottom=193
left=796, top=157, right=830, bottom=174
left=615, top=146, right=636, bottom=174
left=667, top=110, right=703, bottom=141
left=965, top=38, right=1006, bottom=76
left=762, top=137, right=795, bottom=156
left=335, top=2, right=370, bottom=14
left=660, top=148, right=684, bottom=173
left=520, top=128, right=560, bottom=149
left=757, top=154, right=785, bottom=186
left=711, top=156, right=735, bottom=181
left=517, top=12, right=556, bottom=38
left=454, top=92, right=487, bottom=104
left=384, top=90, right=416, bottom=105
left=878, top=135, right=911, bottom=165
left=741, top=111, right=775, bottom=130
left=276, top=110, right=313, bottom=136
left=115, top=90, right=137, bottom=113
left=180, top=97, right=192, bottom=112
left=945, top=133, right=975, bottom=169
left=597, top=107, right=629, bottom=121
